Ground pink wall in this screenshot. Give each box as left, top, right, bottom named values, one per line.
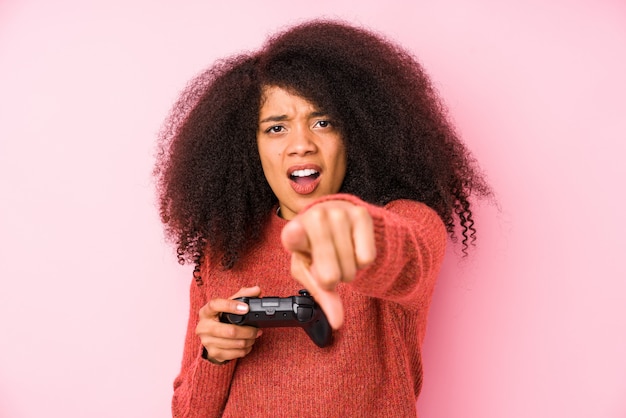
left=1, top=0, right=625, bottom=417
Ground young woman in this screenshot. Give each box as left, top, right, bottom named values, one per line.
left=155, top=20, right=491, bottom=417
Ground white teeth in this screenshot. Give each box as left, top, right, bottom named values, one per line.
left=291, top=169, right=318, bottom=177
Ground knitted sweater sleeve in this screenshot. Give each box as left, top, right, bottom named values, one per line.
left=307, top=194, right=447, bottom=311
left=171, top=277, right=236, bottom=418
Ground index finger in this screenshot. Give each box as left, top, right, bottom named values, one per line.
left=290, top=251, right=345, bottom=330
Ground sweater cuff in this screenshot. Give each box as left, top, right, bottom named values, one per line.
left=300, top=193, right=370, bottom=211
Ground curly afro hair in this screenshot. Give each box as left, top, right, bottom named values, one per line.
left=154, top=19, right=492, bottom=274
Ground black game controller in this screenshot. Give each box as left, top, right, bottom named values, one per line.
left=220, top=290, right=333, bottom=348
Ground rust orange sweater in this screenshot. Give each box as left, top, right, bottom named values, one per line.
left=172, top=195, right=447, bottom=417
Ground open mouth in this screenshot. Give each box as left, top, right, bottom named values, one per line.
left=288, top=167, right=322, bottom=195
left=289, top=168, right=320, bottom=185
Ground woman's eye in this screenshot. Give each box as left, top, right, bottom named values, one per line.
left=314, top=120, right=331, bottom=128
left=266, top=125, right=284, bottom=133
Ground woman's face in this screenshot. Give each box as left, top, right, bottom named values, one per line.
left=257, top=86, right=347, bottom=220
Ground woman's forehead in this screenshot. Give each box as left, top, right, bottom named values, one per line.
left=260, top=85, right=320, bottom=108
left=259, top=84, right=331, bottom=114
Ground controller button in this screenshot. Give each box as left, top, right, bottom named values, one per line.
left=265, top=308, right=276, bottom=316
left=297, top=306, right=313, bottom=321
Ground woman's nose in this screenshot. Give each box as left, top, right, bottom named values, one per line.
left=287, top=126, right=317, bottom=156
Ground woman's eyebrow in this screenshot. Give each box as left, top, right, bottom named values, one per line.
left=259, top=114, right=288, bottom=124
left=259, top=111, right=327, bottom=124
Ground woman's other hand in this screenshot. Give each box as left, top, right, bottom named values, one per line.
left=195, top=286, right=263, bottom=364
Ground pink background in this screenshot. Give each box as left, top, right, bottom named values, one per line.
left=1, top=0, right=625, bottom=417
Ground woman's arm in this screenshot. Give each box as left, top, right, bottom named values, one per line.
left=171, top=279, right=238, bottom=417
left=281, top=194, right=447, bottom=329
left=350, top=197, right=447, bottom=309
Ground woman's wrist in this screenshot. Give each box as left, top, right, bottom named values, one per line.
left=202, top=346, right=231, bottom=365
